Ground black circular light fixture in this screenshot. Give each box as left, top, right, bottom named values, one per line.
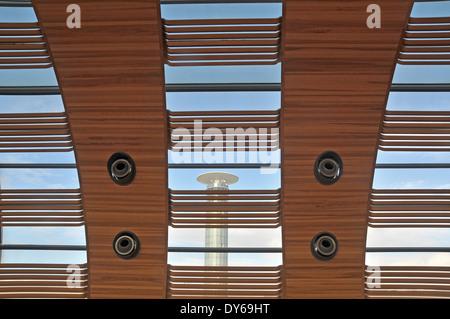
left=113, top=231, right=140, bottom=259
left=310, top=232, right=338, bottom=261
left=314, top=151, right=343, bottom=185
left=107, top=152, right=136, bottom=185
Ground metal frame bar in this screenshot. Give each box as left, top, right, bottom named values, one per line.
left=168, top=247, right=282, bottom=253
left=0, top=0, right=284, bottom=5
left=167, top=247, right=450, bottom=253
left=166, top=83, right=450, bottom=92
left=366, top=247, right=450, bottom=253
left=375, top=163, right=450, bottom=169
left=161, top=0, right=282, bottom=3
left=390, top=84, right=450, bottom=92
left=169, top=163, right=450, bottom=169
left=0, top=163, right=77, bottom=169
left=1, top=245, right=448, bottom=253
left=1, top=0, right=447, bottom=6
left=168, top=163, right=280, bottom=169
left=0, top=0, right=32, bottom=7
left=0, top=244, right=86, bottom=251
left=165, top=83, right=281, bottom=92
left=0, top=86, right=60, bottom=95
left=3, top=83, right=450, bottom=95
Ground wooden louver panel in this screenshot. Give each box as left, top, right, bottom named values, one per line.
left=162, top=17, right=282, bottom=66
left=0, top=263, right=87, bottom=299
left=365, top=266, right=450, bottom=298
left=169, top=189, right=281, bottom=228
left=369, top=189, right=450, bottom=228
left=168, top=110, right=280, bottom=152
left=380, top=110, right=450, bottom=151
left=399, top=17, right=450, bottom=65
left=0, top=23, right=52, bottom=69
left=0, top=189, right=84, bottom=227
left=0, top=112, right=73, bottom=152
left=167, top=265, right=283, bottom=298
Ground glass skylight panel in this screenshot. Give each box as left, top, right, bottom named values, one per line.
left=166, top=91, right=281, bottom=112
left=161, top=3, right=282, bottom=20
left=0, top=152, right=76, bottom=164
left=0, top=6, right=36, bottom=22
left=393, top=65, right=450, bottom=84
left=168, top=252, right=282, bottom=267
left=0, top=168, right=80, bottom=189
left=0, top=69, right=58, bottom=87
left=1, top=250, right=87, bottom=264
left=165, top=65, right=281, bottom=84
left=411, top=1, right=450, bottom=17
left=2, top=226, right=86, bottom=246
left=367, top=228, right=450, bottom=248
left=162, top=1, right=283, bottom=271
left=376, top=151, right=450, bottom=164
left=373, top=168, right=450, bottom=189
left=387, top=92, right=450, bottom=111
left=0, top=95, right=64, bottom=113
left=169, top=228, right=281, bottom=248
left=162, top=2, right=282, bottom=83
left=169, top=168, right=281, bottom=190
left=393, top=1, right=450, bottom=82
left=0, top=4, right=86, bottom=267
left=366, top=1, right=450, bottom=269
left=366, top=252, right=450, bottom=267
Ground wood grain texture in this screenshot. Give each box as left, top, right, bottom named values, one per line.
left=31, top=0, right=168, bottom=298
left=381, top=110, right=450, bottom=151
left=365, top=266, right=450, bottom=299
left=0, top=23, right=52, bottom=69
left=169, top=109, right=280, bottom=152
left=163, top=18, right=281, bottom=66
left=169, top=188, right=281, bottom=228
left=281, top=0, right=413, bottom=298
left=0, top=189, right=83, bottom=227
left=369, top=189, right=450, bottom=228
left=0, top=112, right=73, bottom=152
left=400, top=17, right=450, bottom=65
left=0, top=263, right=88, bottom=299
left=167, top=265, right=283, bottom=299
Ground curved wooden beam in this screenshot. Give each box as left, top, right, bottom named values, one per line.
left=281, top=0, right=414, bottom=298
left=32, top=0, right=168, bottom=298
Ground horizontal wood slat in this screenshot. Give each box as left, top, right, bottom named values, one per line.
left=0, top=189, right=84, bottom=227
left=168, top=110, right=280, bottom=152
left=399, top=17, right=450, bottom=65
left=162, top=17, right=281, bottom=66
left=380, top=111, right=450, bottom=151
left=169, top=189, right=281, bottom=228
left=163, top=18, right=282, bottom=26
left=167, top=265, right=283, bottom=299
left=0, top=263, right=87, bottom=299
left=369, top=190, right=450, bottom=228
left=0, top=23, right=52, bottom=69
left=0, top=113, right=72, bottom=152
left=365, top=265, right=450, bottom=299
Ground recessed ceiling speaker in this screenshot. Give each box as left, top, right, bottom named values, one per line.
left=113, top=231, right=140, bottom=259
left=314, top=151, right=343, bottom=185
left=107, top=152, right=136, bottom=185
left=311, top=232, right=338, bottom=261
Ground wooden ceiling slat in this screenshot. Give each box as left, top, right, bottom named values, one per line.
left=165, top=24, right=280, bottom=33
left=163, top=18, right=282, bottom=26
left=166, top=32, right=280, bottom=40
left=167, top=265, right=283, bottom=298
left=365, top=265, right=450, bottom=298
left=163, top=17, right=281, bottom=66
left=0, top=23, right=40, bottom=29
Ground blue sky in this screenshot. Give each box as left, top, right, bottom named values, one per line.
left=1, top=1, right=449, bottom=267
